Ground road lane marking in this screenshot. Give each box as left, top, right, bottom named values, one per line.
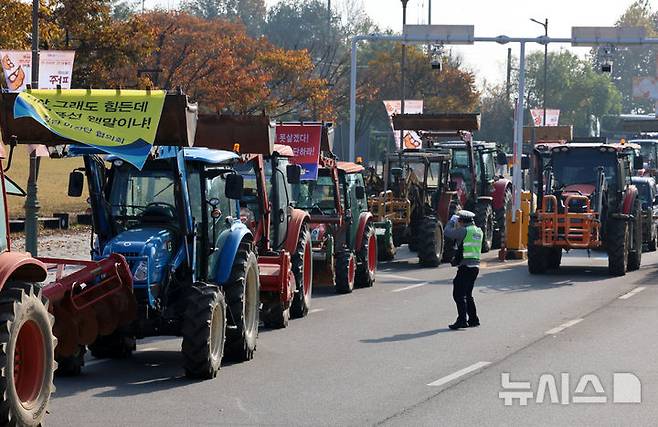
left=427, top=361, right=491, bottom=387
left=309, top=308, right=325, bottom=313
left=391, top=282, right=429, bottom=293
left=481, top=260, right=526, bottom=270
left=619, top=286, right=646, bottom=300
left=378, top=273, right=425, bottom=282
left=545, top=318, right=583, bottom=335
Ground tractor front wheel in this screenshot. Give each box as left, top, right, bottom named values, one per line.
left=182, top=283, right=226, bottom=379
left=474, top=202, right=494, bottom=253
left=527, top=225, right=548, bottom=274
left=335, top=252, right=356, bottom=294
left=291, top=224, right=313, bottom=318
left=356, top=223, right=377, bottom=287
left=607, top=218, right=629, bottom=276
left=0, top=281, right=55, bottom=427
left=89, top=329, right=135, bottom=359
left=417, top=216, right=443, bottom=267
left=628, top=200, right=643, bottom=271
left=224, top=246, right=260, bottom=362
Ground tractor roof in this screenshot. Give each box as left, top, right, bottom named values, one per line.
left=391, top=113, right=480, bottom=132
left=385, top=149, right=451, bottom=161
left=535, top=141, right=641, bottom=153
left=106, top=147, right=239, bottom=165
left=434, top=140, right=496, bottom=150
left=631, top=176, right=656, bottom=186
left=336, top=161, right=364, bottom=174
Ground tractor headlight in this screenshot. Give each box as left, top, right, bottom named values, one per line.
left=133, top=261, right=149, bottom=282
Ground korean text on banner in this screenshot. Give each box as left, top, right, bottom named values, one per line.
left=0, top=50, right=31, bottom=92
left=38, top=51, right=75, bottom=89
left=276, top=125, right=322, bottom=180
left=14, top=89, right=167, bottom=169
left=530, top=109, right=560, bottom=127
left=383, top=100, right=423, bottom=149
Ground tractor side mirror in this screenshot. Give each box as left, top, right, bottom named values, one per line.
left=225, top=173, right=244, bottom=200
left=67, top=171, right=84, bottom=197
left=390, top=167, right=403, bottom=178
left=286, top=164, right=301, bottom=184
left=521, top=156, right=530, bottom=170
left=634, top=155, right=644, bottom=170
left=355, top=185, right=365, bottom=200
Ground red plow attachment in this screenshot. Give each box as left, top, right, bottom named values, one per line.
left=39, top=254, right=136, bottom=357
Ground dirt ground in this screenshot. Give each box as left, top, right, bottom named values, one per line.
left=11, top=226, right=91, bottom=260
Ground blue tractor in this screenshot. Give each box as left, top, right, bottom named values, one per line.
left=68, top=145, right=261, bottom=378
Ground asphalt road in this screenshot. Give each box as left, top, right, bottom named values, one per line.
left=45, top=245, right=658, bottom=426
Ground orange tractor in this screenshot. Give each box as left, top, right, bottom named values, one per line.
left=529, top=138, right=644, bottom=276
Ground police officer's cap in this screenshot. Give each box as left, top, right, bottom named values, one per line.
left=458, top=210, right=475, bottom=221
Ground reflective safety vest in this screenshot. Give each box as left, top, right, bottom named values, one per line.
left=463, top=224, right=483, bottom=260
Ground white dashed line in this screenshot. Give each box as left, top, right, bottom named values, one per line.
left=378, top=273, right=425, bottom=282
left=309, top=308, right=325, bottom=314
left=391, top=282, right=429, bottom=293
left=427, top=361, right=491, bottom=387
left=545, top=318, right=583, bottom=335
left=619, top=287, right=646, bottom=300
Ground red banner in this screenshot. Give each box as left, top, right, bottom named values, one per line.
left=276, top=124, right=322, bottom=180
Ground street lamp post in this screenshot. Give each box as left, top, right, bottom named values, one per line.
left=25, top=0, right=40, bottom=256
left=531, top=18, right=548, bottom=125
left=400, top=0, right=409, bottom=147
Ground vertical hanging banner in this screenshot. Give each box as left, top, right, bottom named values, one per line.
left=0, top=50, right=32, bottom=92
left=38, top=51, right=75, bottom=89
left=13, top=89, right=167, bottom=169
left=383, top=100, right=424, bottom=149
left=276, top=124, right=322, bottom=180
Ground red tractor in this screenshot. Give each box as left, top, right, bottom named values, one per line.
left=529, top=138, right=644, bottom=276
left=197, top=115, right=312, bottom=328
left=291, top=153, right=377, bottom=293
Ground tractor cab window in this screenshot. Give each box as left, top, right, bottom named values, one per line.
left=636, top=181, right=653, bottom=208
left=450, top=149, right=479, bottom=192
left=481, top=151, right=496, bottom=180
left=234, top=161, right=261, bottom=233
left=292, top=173, right=337, bottom=215
left=109, top=163, right=180, bottom=230
left=345, top=173, right=367, bottom=213
left=550, top=150, right=617, bottom=191
left=427, top=161, right=442, bottom=188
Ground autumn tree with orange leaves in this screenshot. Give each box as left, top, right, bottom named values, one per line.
left=137, top=11, right=332, bottom=119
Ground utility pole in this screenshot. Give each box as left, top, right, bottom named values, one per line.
left=25, top=0, right=40, bottom=255
left=400, top=0, right=409, bottom=146
left=328, top=0, right=331, bottom=31
left=506, top=47, right=512, bottom=99
left=531, top=18, right=548, bottom=125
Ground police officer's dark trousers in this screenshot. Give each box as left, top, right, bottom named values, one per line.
left=452, top=265, right=479, bottom=323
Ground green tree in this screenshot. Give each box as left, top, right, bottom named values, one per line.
left=592, top=0, right=657, bottom=113
left=184, top=0, right=266, bottom=35
left=525, top=51, right=622, bottom=136
left=478, top=84, right=514, bottom=149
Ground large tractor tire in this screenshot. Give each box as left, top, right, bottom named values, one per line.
left=224, top=247, right=260, bottom=362
left=547, top=248, right=562, bottom=270
left=0, top=282, right=55, bottom=427
left=492, top=188, right=512, bottom=249
left=474, top=202, right=494, bottom=253
left=527, top=225, right=548, bottom=274
left=417, top=216, right=443, bottom=267
left=335, top=251, right=356, bottom=294
left=628, top=200, right=643, bottom=272
left=607, top=218, right=629, bottom=276
left=262, top=300, right=290, bottom=329
left=55, top=345, right=86, bottom=377
left=356, top=223, right=377, bottom=288
left=89, top=329, right=135, bottom=359
left=407, top=223, right=419, bottom=252
left=182, top=283, right=226, bottom=379
left=291, top=225, right=313, bottom=318
left=377, top=231, right=396, bottom=262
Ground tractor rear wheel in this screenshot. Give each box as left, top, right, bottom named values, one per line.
left=628, top=200, right=643, bottom=271
left=492, top=188, right=511, bottom=249
left=224, top=247, right=260, bottom=362
left=474, top=202, right=494, bottom=253
left=335, top=251, right=356, bottom=294
left=0, top=281, right=55, bottom=427
left=417, top=216, right=443, bottom=267
left=182, top=283, right=226, bottom=379
left=607, top=218, right=629, bottom=276
left=527, top=225, right=548, bottom=274
left=356, top=223, right=377, bottom=287
left=377, top=224, right=396, bottom=262
left=89, top=329, right=135, bottom=359
left=291, top=224, right=313, bottom=318
left=262, top=300, right=290, bottom=329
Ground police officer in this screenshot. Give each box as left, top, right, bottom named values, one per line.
left=444, top=210, right=482, bottom=330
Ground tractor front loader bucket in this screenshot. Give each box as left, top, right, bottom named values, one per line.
left=39, top=254, right=136, bottom=357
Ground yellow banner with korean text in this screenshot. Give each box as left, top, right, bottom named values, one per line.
left=14, top=89, right=166, bottom=168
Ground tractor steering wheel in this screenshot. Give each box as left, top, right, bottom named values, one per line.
left=140, top=202, right=177, bottom=221
left=311, top=203, right=326, bottom=216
